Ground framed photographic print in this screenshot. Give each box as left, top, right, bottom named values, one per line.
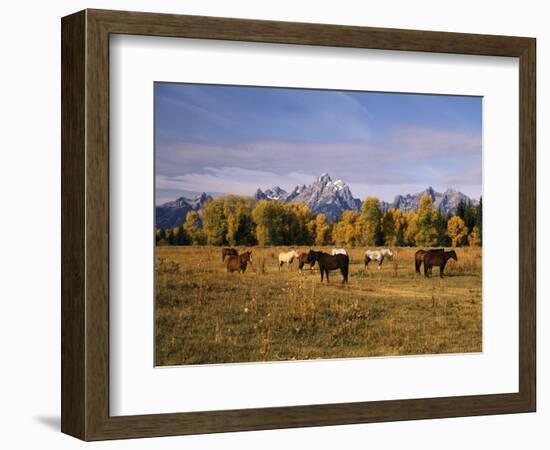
left=61, top=9, right=536, bottom=440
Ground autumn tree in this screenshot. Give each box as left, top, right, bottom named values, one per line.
left=183, top=211, right=205, bottom=245
left=402, top=211, right=418, bottom=246
left=221, top=195, right=256, bottom=245
left=284, top=203, right=315, bottom=245
left=447, top=215, right=468, bottom=247
left=360, top=197, right=383, bottom=246
left=202, top=199, right=227, bottom=245
left=314, top=213, right=331, bottom=246
left=415, top=194, right=439, bottom=246
left=251, top=200, right=287, bottom=245
left=381, top=208, right=405, bottom=246
left=468, top=226, right=482, bottom=246
left=332, top=210, right=361, bottom=247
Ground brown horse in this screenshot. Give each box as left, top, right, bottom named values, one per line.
left=298, top=252, right=315, bottom=273
left=221, top=247, right=238, bottom=262
left=415, top=248, right=445, bottom=273
left=423, top=250, right=457, bottom=278
left=306, top=250, right=349, bottom=283
left=225, top=251, right=252, bottom=273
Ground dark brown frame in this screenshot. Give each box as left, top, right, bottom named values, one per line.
left=61, top=9, right=536, bottom=441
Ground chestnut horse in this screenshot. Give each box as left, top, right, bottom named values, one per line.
left=225, top=251, right=252, bottom=273
left=221, top=247, right=238, bottom=262
left=414, top=248, right=445, bottom=273
left=306, top=250, right=349, bottom=284
left=423, top=250, right=457, bottom=278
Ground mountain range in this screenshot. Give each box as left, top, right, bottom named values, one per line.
left=155, top=192, right=212, bottom=229
left=155, top=173, right=478, bottom=227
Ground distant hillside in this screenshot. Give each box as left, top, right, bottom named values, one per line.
left=155, top=192, right=212, bottom=228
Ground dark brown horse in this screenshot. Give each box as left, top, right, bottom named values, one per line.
left=415, top=248, right=445, bottom=273
left=306, top=250, right=349, bottom=283
left=221, top=247, right=238, bottom=262
left=423, top=250, right=457, bottom=278
left=298, top=252, right=315, bottom=273
left=225, top=251, right=252, bottom=273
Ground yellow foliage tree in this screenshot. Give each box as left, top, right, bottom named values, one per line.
left=333, top=210, right=361, bottom=247
left=183, top=211, right=205, bottom=245
left=415, top=194, right=439, bottom=246
left=447, top=215, right=468, bottom=247
left=403, top=211, right=418, bottom=246
left=468, top=226, right=482, bottom=246
left=314, top=213, right=331, bottom=246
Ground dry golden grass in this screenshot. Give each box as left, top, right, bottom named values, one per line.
left=155, top=246, right=482, bottom=366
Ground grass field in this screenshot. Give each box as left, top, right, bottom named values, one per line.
left=155, top=246, right=482, bottom=366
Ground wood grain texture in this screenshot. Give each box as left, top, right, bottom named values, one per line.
left=61, top=10, right=86, bottom=439
left=61, top=8, right=537, bottom=441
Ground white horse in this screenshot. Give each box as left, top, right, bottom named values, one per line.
left=278, top=250, right=300, bottom=271
left=331, top=248, right=348, bottom=256
left=365, top=248, right=393, bottom=270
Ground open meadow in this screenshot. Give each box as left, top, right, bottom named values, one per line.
left=155, top=246, right=482, bottom=366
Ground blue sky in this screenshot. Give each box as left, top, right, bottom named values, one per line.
left=155, top=82, right=482, bottom=204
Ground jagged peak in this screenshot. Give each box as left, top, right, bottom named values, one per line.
left=317, top=172, right=332, bottom=183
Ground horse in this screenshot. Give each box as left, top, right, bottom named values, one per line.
left=364, top=248, right=393, bottom=270
left=225, top=251, right=252, bottom=273
left=298, top=252, right=315, bottom=273
left=306, top=250, right=349, bottom=284
left=221, top=247, right=238, bottom=262
left=414, top=248, right=445, bottom=273
left=331, top=248, right=348, bottom=256
left=278, top=250, right=300, bottom=271
left=423, top=250, right=457, bottom=278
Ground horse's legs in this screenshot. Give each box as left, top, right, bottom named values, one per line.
left=320, top=267, right=324, bottom=282
left=378, top=255, right=384, bottom=270
left=325, top=269, right=330, bottom=283
left=440, top=262, right=446, bottom=278
left=340, top=267, right=348, bottom=284
left=424, top=264, right=430, bottom=278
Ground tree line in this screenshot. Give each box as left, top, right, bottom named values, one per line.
left=156, top=194, right=482, bottom=248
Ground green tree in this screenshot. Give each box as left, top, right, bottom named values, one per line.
left=155, top=228, right=167, bottom=245
left=435, top=211, right=452, bottom=247
left=167, top=228, right=176, bottom=245
left=284, top=203, right=315, bottom=245
left=381, top=208, right=405, bottom=246
left=175, top=224, right=188, bottom=245
left=202, top=199, right=227, bottom=245
left=415, top=194, right=438, bottom=246
left=221, top=195, right=256, bottom=245
left=475, top=197, right=482, bottom=243
left=360, top=197, right=383, bottom=246
left=251, top=200, right=287, bottom=246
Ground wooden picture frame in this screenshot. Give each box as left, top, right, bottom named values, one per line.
left=61, top=9, right=536, bottom=441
